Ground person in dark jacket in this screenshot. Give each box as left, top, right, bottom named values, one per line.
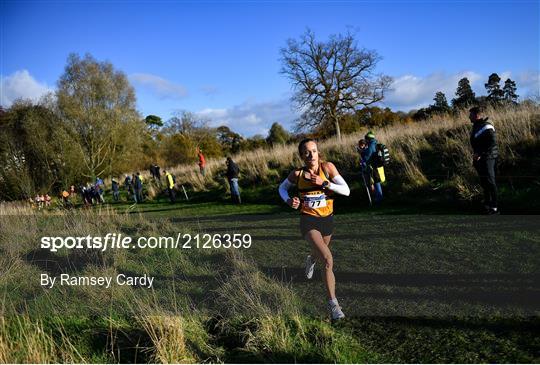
left=133, top=172, right=144, bottom=203
left=469, top=105, right=499, bottom=214
left=95, top=177, right=105, bottom=203
left=226, top=157, right=241, bottom=204
left=359, top=132, right=383, bottom=203
left=111, top=178, right=120, bottom=202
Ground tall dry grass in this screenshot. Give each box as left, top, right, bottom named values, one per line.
left=138, top=314, right=196, bottom=363
left=0, top=315, right=55, bottom=363
left=0, top=314, right=86, bottom=363
left=168, top=104, right=540, bottom=198
left=0, top=200, right=383, bottom=362
left=216, top=250, right=300, bottom=319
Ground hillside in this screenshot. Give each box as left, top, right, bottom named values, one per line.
left=167, top=104, right=540, bottom=212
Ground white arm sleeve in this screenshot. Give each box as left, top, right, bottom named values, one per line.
left=328, top=175, right=350, bottom=196
left=278, top=178, right=294, bottom=203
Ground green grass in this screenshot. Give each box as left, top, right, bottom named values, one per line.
left=1, top=198, right=539, bottom=363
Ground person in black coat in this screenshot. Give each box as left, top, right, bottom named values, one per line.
left=469, top=105, right=499, bottom=214
left=111, top=178, right=120, bottom=202
left=226, top=157, right=241, bottom=204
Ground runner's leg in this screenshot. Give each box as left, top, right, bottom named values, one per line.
left=305, top=230, right=336, bottom=300
left=312, top=234, right=332, bottom=259
left=323, top=234, right=332, bottom=246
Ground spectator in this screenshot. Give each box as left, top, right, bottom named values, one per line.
left=111, top=178, right=120, bottom=202
left=359, top=132, right=383, bottom=204
left=124, top=174, right=132, bottom=197
left=44, top=194, right=52, bottom=207
left=197, top=148, right=206, bottom=176
left=164, top=170, right=176, bottom=203
left=226, top=157, right=241, bottom=204
left=469, top=105, right=499, bottom=214
left=35, top=194, right=43, bottom=210
left=61, top=190, right=71, bottom=208
left=95, top=177, right=105, bottom=203
left=133, top=172, right=144, bottom=203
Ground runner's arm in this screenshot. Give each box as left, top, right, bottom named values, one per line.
left=278, top=170, right=299, bottom=203
left=323, top=162, right=350, bottom=196
left=328, top=175, right=350, bottom=196
left=278, top=179, right=293, bottom=202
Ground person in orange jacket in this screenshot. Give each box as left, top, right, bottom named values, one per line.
left=197, top=147, right=206, bottom=176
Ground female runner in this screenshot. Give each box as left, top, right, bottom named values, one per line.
left=278, top=138, right=350, bottom=320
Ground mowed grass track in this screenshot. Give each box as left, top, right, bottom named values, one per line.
left=167, top=211, right=540, bottom=318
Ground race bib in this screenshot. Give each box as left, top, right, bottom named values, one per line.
left=303, top=193, right=327, bottom=208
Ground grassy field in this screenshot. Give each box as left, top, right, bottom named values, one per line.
left=1, top=198, right=539, bottom=363
left=2, top=99, right=539, bottom=364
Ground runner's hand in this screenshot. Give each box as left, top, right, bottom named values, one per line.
left=310, top=174, right=324, bottom=186
left=288, top=197, right=300, bottom=209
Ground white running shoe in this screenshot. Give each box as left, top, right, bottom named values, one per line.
left=305, top=255, right=315, bottom=279
left=328, top=302, right=345, bottom=321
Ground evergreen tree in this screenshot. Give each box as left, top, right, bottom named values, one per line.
left=485, top=73, right=504, bottom=103
left=502, top=78, right=519, bottom=104
left=266, top=122, right=290, bottom=146
left=145, top=115, right=163, bottom=128
left=452, top=78, right=476, bottom=109
left=431, top=91, right=451, bottom=113
left=412, top=108, right=430, bottom=121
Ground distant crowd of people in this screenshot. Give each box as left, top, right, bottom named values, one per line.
left=30, top=194, right=52, bottom=210
left=122, top=172, right=145, bottom=203
left=27, top=146, right=243, bottom=209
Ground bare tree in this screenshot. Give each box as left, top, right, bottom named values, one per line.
left=280, top=29, right=392, bottom=140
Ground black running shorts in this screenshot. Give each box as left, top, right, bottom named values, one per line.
left=300, top=214, right=334, bottom=237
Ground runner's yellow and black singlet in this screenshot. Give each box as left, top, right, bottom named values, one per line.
left=297, top=163, right=333, bottom=217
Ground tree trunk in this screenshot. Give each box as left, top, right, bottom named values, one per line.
left=334, top=119, right=342, bottom=141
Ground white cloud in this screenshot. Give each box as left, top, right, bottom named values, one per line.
left=198, top=107, right=228, bottom=119
left=0, top=70, right=53, bottom=107
left=195, top=99, right=298, bottom=137
left=517, top=70, right=540, bottom=86
left=383, top=70, right=540, bottom=110
left=499, top=71, right=512, bottom=82
left=516, top=70, right=540, bottom=98
left=384, top=71, right=482, bottom=111
left=129, top=73, right=188, bottom=100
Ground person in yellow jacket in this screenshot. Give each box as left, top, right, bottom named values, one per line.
left=278, top=138, right=350, bottom=321
left=164, top=170, right=176, bottom=203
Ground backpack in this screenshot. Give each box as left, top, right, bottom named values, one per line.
left=376, top=143, right=390, bottom=167
left=172, top=174, right=176, bottom=184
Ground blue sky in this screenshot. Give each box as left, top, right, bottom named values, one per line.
left=1, top=0, right=539, bottom=136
